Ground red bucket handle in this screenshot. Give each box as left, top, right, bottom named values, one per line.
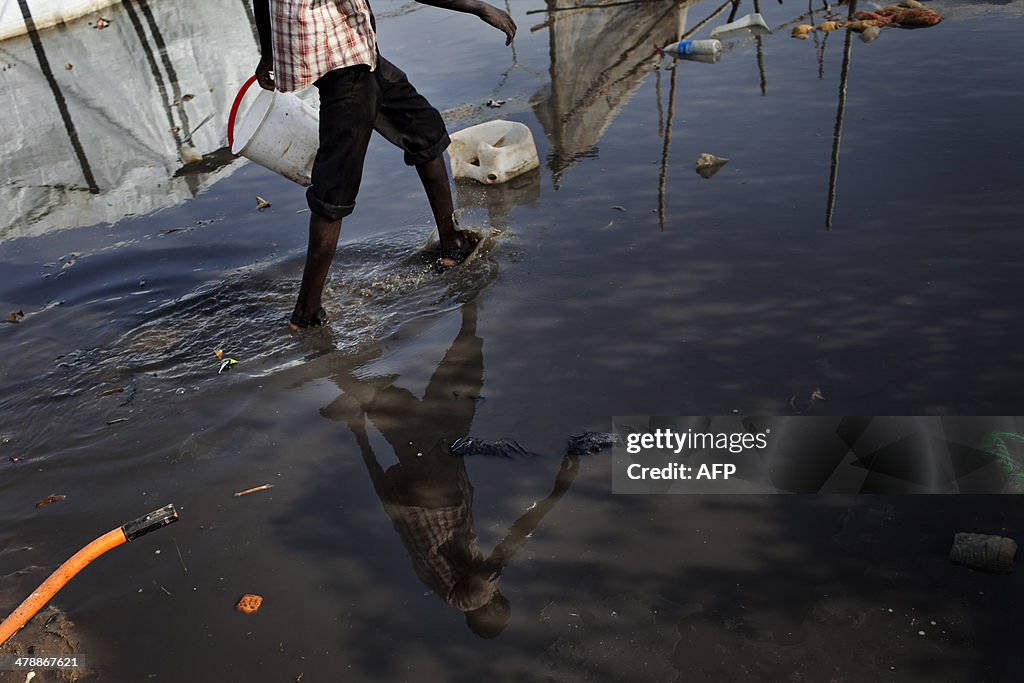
left=227, top=74, right=259, bottom=152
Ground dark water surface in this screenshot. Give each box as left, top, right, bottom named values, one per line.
left=2, top=0, right=1024, bottom=681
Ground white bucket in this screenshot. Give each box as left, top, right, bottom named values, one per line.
left=228, top=76, right=319, bottom=186
left=447, top=120, right=539, bottom=185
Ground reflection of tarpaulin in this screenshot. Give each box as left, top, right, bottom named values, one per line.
left=0, top=0, right=262, bottom=240
left=531, top=0, right=686, bottom=184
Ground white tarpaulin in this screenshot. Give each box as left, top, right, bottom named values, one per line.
left=0, top=0, right=122, bottom=41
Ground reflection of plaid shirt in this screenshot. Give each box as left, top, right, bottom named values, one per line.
left=381, top=467, right=480, bottom=602
left=270, top=0, right=378, bottom=92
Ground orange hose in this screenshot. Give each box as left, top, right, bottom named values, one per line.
left=0, top=527, right=126, bottom=646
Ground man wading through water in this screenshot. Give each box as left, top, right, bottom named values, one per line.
left=252, top=0, right=516, bottom=330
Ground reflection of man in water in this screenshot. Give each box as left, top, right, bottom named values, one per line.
left=323, top=304, right=578, bottom=637
left=251, top=0, right=515, bottom=329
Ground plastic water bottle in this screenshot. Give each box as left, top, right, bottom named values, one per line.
left=662, top=39, right=722, bottom=57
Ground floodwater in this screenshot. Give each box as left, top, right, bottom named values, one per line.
left=2, top=0, right=1023, bottom=680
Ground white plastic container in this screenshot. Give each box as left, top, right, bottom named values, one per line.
left=709, top=13, right=772, bottom=39
left=228, top=76, right=319, bottom=186
left=447, top=120, right=540, bottom=185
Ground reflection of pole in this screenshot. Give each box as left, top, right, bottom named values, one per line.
left=658, top=63, right=678, bottom=231
left=16, top=0, right=99, bottom=194
left=825, top=1, right=857, bottom=230
left=681, top=0, right=733, bottom=40
left=727, top=0, right=741, bottom=23
left=753, top=0, right=766, bottom=95
left=656, top=65, right=664, bottom=137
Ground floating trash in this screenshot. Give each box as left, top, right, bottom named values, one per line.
left=450, top=436, right=537, bottom=458
left=35, top=494, right=66, bottom=509
left=235, top=594, right=263, bottom=614
left=791, top=25, right=814, bottom=39
left=695, top=153, right=729, bottom=179
left=949, top=533, right=1017, bottom=573
left=710, top=13, right=771, bottom=39
left=567, top=431, right=622, bottom=455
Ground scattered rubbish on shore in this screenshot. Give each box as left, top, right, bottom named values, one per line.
left=486, top=98, right=506, bottom=108
left=710, top=13, right=770, bottom=39
left=92, top=18, right=111, bottom=30
left=34, top=494, right=66, bottom=509
left=233, top=484, right=274, bottom=498
left=255, top=196, right=272, bottom=211
left=64, top=62, right=73, bottom=70
left=235, top=594, right=263, bottom=614
left=215, top=349, right=239, bottom=374
left=695, top=153, right=728, bottom=179
left=4, top=310, right=24, bottom=324
left=567, top=431, right=622, bottom=455
left=949, top=533, right=1017, bottom=572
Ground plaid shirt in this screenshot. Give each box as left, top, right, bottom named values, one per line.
left=270, top=0, right=378, bottom=92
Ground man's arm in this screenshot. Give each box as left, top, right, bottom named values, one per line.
left=416, top=0, right=516, bottom=45
left=253, top=0, right=276, bottom=90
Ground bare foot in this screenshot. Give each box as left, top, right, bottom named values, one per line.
left=435, top=232, right=478, bottom=272
left=288, top=306, right=328, bottom=331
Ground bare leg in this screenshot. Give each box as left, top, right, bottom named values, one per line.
left=290, top=212, right=341, bottom=330
left=416, top=155, right=475, bottom=267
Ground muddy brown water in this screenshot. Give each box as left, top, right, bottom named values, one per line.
left=2, top=0, right=1024, bottom=681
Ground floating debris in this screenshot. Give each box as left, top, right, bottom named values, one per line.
left=859, top=25, right=883, bottom=43
left=879, top=7, right=943, bottom=28
left=710, top=13, right=771, bottom=39
left=450, top=436, right=537, bottom=458
left=4, top=310, right=24, bottom=324
left=695, top=153, right=728, bottom=179
left=256, top=196, right=272, bottom=211
left=791, top=24, right=814, bottom=39
left=106, top=417, right=129, bottom=425
left=233, top=484, right=274, bottom=498
left=486, top=98, right=506, bottom=108
left=214, top=349, right=239, bottom=373
left=949, top=533, right=1017, bottom=573
left=235, top=593, right=263, bottom=614
left=819, top=21, right=841, bottom=32
left=567, top=431, right=622, bottom=455
left=35, top=494, right=66, bottom=509
left=179, top=144, right=203, bottom=165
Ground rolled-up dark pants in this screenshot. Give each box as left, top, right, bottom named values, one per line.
left=306, top=55, right=451, bottom=220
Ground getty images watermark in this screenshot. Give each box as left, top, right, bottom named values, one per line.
left=611, top=416, right=1024, bottom=494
